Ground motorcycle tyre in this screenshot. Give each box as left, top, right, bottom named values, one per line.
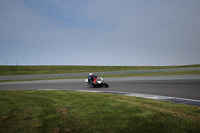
left=103, top=83, right=109, bottom=88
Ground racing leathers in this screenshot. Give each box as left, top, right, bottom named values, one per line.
left=88, top=75, right=97, bottom=87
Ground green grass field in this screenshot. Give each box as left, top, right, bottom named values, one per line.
left=0, top=90, right=200, bottom=133
left=0, top=64, right=200, bottom=76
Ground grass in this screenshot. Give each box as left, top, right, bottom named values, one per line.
left=1, top=70, right=200, bottom=82
left=0, top=90, right=200, bottom=132
left=103, top=70, right=200, bottom=77
left=0, top=64, right=200, bottom=76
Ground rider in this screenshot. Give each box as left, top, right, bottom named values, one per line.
left=88, top=73, right=97, bottom=87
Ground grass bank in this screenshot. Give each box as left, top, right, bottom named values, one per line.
left=103, top=70, right=200, bottom=78
left=1, top=70, right=200, bottom=82
left=0, top=64, right=200, bottom=76
left=0, top=90, right=200, bottom=132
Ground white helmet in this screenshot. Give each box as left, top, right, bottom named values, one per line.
left=89, top=73, right=93, bottom=76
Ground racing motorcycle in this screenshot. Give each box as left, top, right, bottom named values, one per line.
left=85, top=76, right=109, bottom=88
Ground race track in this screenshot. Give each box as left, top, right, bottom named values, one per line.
left=0, top=75, right=200, bottom=106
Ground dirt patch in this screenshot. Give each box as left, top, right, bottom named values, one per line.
left=2, top=116, right=8, bottom=119
left=23, top=116, right=31, bottom=120
left=56, top=106, right=75, bottom=117
left=49, top=127, right=71, bottom=133
left=56, top=107, right=67, bottom=117
left=33, top=125, right=42, bottom=128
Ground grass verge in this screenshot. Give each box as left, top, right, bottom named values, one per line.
left=103, top=70, right=200, bottom=78
left=0, top=64, right=200, bottom=76
left=1, top=70, right=200, bottom=82
left=0, top=90, right=200, bottom=132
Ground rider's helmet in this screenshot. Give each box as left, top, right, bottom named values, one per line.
left=89, top=73, right=93, bottom=76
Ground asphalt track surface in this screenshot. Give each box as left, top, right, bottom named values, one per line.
left=0, top=75, right=200, bottom=106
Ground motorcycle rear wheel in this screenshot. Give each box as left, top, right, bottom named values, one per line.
left=103, top=83, right=109, bottom=88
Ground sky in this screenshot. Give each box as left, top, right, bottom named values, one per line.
left=0, top=0, right=200, bottom=66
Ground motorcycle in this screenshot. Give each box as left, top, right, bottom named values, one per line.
left=85, top=76, right=109, bottom=88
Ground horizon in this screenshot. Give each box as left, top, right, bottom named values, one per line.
left=1, top=63, right=200, bottom=67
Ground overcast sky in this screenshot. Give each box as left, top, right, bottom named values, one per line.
left=0, top=0, right=200, bottom=66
